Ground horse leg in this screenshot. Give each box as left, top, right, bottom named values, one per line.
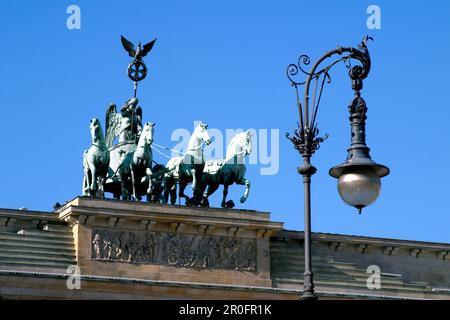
left=179, top=182, right=190, bottom=205
left=238, top=178, right=251, bottom=203
left=221, top=184, right=230, bottom=208
left=146, top=167, right=153, bottom=195
left=90, top=163, right=97, bottom=197
left=189, top=168, right=197, bottom=190
left=130, top=164, right=137, bottom=201
left=170, top=183, right=177, bottom=205
left=121, top=168, right=128, bottom=200
left=82, top=166, right=90, bottom=196
left=202, top=183, right=219, bottom=207
left=159, top=179, right=166, bottom=203
left=121, top=179, right=127, bottom=200
left=163, top=177, right=173, bottom=204
left=97, top=176, right=105, bottom=198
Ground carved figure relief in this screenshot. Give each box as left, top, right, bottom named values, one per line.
left=91, top=228, right=257, bottom=271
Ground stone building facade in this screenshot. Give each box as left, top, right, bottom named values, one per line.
left=0, top=197, right=449, bottom=299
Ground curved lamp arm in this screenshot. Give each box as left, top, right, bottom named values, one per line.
left=286, top=36, right=373, bottom=158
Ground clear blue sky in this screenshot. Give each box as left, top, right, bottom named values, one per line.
left=1, top=1, right=450, bottom=243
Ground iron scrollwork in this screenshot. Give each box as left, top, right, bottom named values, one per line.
left=286, top=36, right=373, bottom=158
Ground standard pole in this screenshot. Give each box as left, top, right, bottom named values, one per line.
left=299, top=156, right=317, bottom=299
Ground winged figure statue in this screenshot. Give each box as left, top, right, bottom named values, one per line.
left=105, top=98, right=143, bottom=148
left=121, top=35, right=157, bottom=61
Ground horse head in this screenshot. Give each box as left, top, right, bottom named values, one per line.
left=90, top=118, right=104, bottom=144
left=225, top=130, right=253, bottom=163
left=195, top=123, right=211, bottom=146
left=241, top=130, right=253, bottom=156
left=138, top=122, right=155, bottom=147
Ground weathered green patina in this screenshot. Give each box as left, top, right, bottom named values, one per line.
left=82, top=36, right=253, bottom=209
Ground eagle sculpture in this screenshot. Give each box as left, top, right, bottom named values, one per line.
left=120, top=35, right=157, bottom=61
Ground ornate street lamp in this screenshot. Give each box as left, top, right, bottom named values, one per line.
left=286, top=36, right=390, bottom=299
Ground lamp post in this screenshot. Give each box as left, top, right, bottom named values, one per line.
left=286, top=36, right=390, bottom=299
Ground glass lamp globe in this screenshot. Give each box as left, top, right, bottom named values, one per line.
left=337, top=166, right=381, bottom=213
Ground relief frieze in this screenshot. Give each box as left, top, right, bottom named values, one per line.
left=91, top=228, right=257, bottom=271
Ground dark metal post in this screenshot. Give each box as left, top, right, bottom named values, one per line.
left=298, top=156, right=317, bottom=299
